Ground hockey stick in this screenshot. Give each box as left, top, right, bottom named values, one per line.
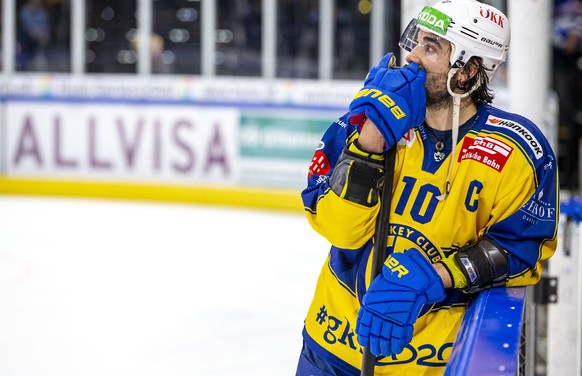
left=360, top=144, right=397, bottom=376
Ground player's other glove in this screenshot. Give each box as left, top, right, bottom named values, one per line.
left=356, top=249, right=446, bottom=356
left=348, top=52, right=426, bottom=150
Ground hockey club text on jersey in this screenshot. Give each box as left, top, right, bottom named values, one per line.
left=387, top=224, right=442, bottom=263
left=486, top=116, right=544, bottom=159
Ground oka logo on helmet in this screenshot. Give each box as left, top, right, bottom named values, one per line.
left=479, top=7, right=505, bottom=28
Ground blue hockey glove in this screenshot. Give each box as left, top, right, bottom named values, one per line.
left=348, top=52, right=426, bottom=150
left=356, top=248, right=446, bottom=356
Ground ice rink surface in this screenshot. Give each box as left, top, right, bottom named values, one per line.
left=0, top=195, right=330, bottom=376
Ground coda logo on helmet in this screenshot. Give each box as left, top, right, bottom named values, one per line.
left=416, top=6, right=452, bottom=35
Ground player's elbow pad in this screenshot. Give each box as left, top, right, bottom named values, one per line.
left=454, top=238, right=508, bottom=294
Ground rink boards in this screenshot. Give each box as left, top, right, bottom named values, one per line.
left=0, top=75, right=359, bottom=211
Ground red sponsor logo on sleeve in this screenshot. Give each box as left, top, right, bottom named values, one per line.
left=458, top=136, right=513, bottom=172
left=309, top=151, right=331, bottom=177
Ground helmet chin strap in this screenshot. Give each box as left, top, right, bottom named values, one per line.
left=436, top=67, right=481, bottom=201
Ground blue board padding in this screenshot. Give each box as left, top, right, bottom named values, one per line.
left=445, top=287, right=527, bottom=376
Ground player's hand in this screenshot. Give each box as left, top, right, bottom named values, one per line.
left=356, top=249, right=445, bottom=356
left=348, top=52, right=426, bottom=150
left=357, top=118, right=386, bottom=154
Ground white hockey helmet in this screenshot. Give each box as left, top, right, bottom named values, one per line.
left=399, top=0, right=511, bottom=81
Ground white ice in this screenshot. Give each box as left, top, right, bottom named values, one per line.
left=0, top=195, right=330, bottom=376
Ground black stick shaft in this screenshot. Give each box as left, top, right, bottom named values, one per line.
left=360, top=145, right=396, bottom=376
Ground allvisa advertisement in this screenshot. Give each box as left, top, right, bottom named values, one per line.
left=2, top=100, right=337, bottom=189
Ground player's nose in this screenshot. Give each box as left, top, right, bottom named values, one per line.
left=405, top=48, right=422, bottom=66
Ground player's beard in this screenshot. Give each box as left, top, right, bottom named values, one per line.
left=425, top=73, right=451, bottom=111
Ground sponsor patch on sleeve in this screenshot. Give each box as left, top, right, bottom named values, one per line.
left=458, top=136, right=513, bottom=172
left=309, top=150, right=331, bottom=177
left=485, top=115, right=544, bottom=159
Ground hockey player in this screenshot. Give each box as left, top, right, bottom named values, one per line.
left=296, top=0, right=558, bottom=375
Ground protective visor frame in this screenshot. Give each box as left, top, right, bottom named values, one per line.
left=398, top=18, right=461, bottom=69
left=398, top=19, right=422, bottom=53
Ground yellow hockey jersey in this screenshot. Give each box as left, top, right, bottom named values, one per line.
left=301, top=104, right=558, bottom=375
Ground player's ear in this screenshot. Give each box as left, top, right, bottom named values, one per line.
left=457, top=59, right=479, bottom=89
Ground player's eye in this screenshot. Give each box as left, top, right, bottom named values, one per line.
left=423, top=43, right=436, bottom=53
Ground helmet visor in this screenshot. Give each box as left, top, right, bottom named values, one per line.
left=399, top=19, right=453, bottom=65
left=398, top=19, right=420, bottom=53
